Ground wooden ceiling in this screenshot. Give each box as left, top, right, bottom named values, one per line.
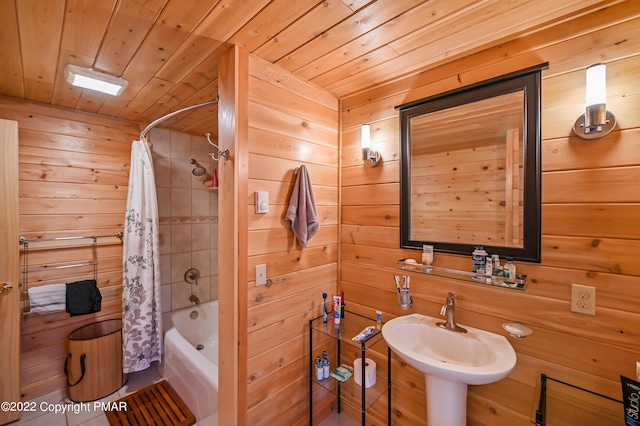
left=0, top=0, right=620, bottom=136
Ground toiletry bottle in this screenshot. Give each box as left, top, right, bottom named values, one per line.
left=322, top=351, right=330, bottom=379
left=376, top=311, right=382, bottom=330
left=315, top=356, right=323, bottom=381
left=333, top=295, right=341, bottom=325
left=491, top=254, right=501, bottom=276
left=422, top=244, right=434, bottom=266
left=340, top=291, right=345, bottom=318
left=485, top=257, right=493, bottom=277
left=472, top=246, right=487, bottom=275
left=505, top=258, right=516, bottom=280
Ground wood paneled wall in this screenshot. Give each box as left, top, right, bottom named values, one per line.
left=0, top=96, right=137, bottom=400
left=340, top=3, right=640, bottom=425
left=244, top=55, right=340, bottom=425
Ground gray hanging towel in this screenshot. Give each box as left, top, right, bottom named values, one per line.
left=66, top=279, right=102, bottom=316
left=285, top=165, right=319, bottom=247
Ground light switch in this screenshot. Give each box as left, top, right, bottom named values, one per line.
left=256, top=264, right=267, bottom=286
left=255, top=191, right=269, bottom=214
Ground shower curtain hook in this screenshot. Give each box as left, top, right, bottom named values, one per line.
left=205, top=133, right=229, bottom=161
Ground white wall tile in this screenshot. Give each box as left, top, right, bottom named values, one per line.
left=192, top=249, right=210, bottom=277
left=171, top=281, right=192, bottom=310
left=159, top=253, right=171, bottom=284
left=149, top=128, right=171, bottom=158
left=158, top=224, right=171, bottom=256
left=210, top=274, right=219, bottom=301
left=153, top=156, right=171, bottom=188
left=170, top=252, right=191, bottom=283
left=191, top=189, right=210, bottom=216
left=170, top=131, right=191, bottom=160
left=156, top=188, right=171, bottom=218
left=191, top=223, right=210, bottom=251
left=191, top=275, right=211, bottom=304
left=170, top=188, right=191, bottom=217
left=170, top=158, right=191, bottom=189
left=161, top=283, right=171, bottom=313
left=191, top=135, right=210, bottom=159
left=170, top=224, right=191, bottom=254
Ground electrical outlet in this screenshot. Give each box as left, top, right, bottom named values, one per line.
left=571, top=284, right=595, bottom=315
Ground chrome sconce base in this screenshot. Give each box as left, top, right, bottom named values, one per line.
left=573, top=109, right=616, bottom=140
left=362, top=148, right=381, bottom=167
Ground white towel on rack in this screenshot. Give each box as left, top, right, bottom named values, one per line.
left=28, top=284, right=66, bottom=315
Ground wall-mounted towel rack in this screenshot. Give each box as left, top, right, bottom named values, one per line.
left=19, top=232, right=123, bottom=246
left=19, top=232, right=122, bottom=317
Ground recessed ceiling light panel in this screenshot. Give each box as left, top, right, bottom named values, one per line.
left=64, top=64, right=128, bottom=96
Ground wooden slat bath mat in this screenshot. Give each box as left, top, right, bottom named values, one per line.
left=105, top=380, right=195, bottom=426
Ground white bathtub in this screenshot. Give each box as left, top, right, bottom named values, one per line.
left=160, top=300, right=218, bottom=423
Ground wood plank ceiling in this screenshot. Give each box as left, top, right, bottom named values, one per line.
left=0, top=0, right=621, bottom=137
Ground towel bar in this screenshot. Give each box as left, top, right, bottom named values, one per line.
left=19, top=233, right=113, bottom=318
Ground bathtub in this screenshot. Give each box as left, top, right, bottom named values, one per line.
left=159, top=300, right=218, bottom=423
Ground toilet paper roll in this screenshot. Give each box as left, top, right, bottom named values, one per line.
left=353, top=358, right=376, bottom=388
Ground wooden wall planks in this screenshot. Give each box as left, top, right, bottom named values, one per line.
left=0, top=96, right=136, bottom=400
left=245, top=55, right=339, bottom=425
left=339, top=7, right=640, bottom=426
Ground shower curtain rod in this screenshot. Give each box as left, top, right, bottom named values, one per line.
left=140, top=97, right=219, bottom=140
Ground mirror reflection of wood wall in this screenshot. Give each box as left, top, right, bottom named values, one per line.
left=409, top=91, right=524, bottom=248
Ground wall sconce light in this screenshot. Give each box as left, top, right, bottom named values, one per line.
left=361, top=124, right=381, bottom=167
left=65, top=64, right=128, bottom=96
left=573, top=63, right=616, bottom=139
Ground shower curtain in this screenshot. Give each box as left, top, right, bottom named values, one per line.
left=122, top=139, right=162, bottom=373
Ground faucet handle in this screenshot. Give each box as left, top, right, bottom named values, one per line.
left=439, top=303, right=447, bottom=316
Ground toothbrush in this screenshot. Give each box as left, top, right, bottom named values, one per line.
left=322, top=292, right=328, bottom=323
left=406, top=276, right=410, bottom=290
left=394, top=275, right=401, bottom=293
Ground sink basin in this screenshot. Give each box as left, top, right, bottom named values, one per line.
left=382, top=313, right=516, bottom=385
left=382, top=313, right=516, bottom=425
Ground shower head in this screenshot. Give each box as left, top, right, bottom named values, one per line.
left=190, top=159, right=207, bottom=176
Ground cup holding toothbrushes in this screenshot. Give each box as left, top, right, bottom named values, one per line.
left=395, top=275, right=413, bottom=310
left=398, top=289, right=412, bottom=310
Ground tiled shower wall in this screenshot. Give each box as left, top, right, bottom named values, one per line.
left=149, top=128, right=219, bottom=313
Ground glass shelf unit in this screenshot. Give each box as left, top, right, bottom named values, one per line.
left=397, top=260, right=528, bottom=290
left=309, top=311, right=391, bottom=425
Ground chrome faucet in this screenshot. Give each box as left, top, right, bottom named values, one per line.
left=189, top=294, right=201, bottom=305
left=436, top=292, right=467, bottom=333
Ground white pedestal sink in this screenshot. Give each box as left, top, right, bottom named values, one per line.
left=382, top=314, right=516, bottom=426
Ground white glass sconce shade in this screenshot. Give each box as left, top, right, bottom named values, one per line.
left=574, top=63, right=615, bottom=139
left=361, top=124, right=381, bottom=167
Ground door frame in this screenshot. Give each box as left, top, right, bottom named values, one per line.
left=0, top=119, right=21, bottom=424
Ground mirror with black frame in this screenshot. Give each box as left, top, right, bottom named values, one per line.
left=398, top=64, right=546, bottom=263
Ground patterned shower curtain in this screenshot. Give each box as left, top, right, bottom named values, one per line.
left=122, top=139, right=162, bottom=373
